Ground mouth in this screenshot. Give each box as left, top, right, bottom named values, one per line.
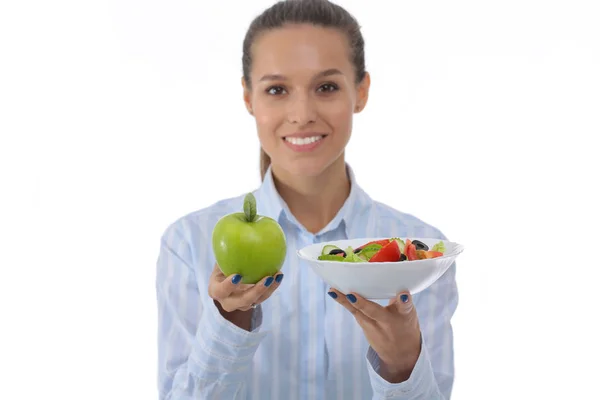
left=282, top=135, right=327, bottom=146
left=282, top=134, right=328, bottom=153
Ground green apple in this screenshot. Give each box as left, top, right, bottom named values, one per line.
left=211, top=192, right=287, bottom=284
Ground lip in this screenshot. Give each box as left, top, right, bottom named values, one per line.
left=282, top=132, right=329, bottom=139
left=282, top=134, right=326, bottom=153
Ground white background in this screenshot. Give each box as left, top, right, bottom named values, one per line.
left=1, top=0, right=599, bottom=399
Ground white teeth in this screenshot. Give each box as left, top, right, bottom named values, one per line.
left=284, top=135, right=324, bottom=145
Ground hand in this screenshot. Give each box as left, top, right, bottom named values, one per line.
left=328, top=289, right=421, bottom=383
left=208, top=263, right=284, bottom=312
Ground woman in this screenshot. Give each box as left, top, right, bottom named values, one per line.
left=156, top=0, right=458, bottom=399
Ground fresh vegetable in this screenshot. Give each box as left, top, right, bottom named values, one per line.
left=411, top=239, right=429, bottom=251
left=343, top=247, right=367, bottom=263
left=321, top=245, right=340, bottom=255
left=317, top=254, right=346, bottom=262
left=405, top=240, right=418, bottom=261
left=357, top=239, right=390, bottom=250
left=390, top=238, right=406, bottom=254
left=356, top=244, right=383, bottom=260
left=431, top=241, right=446, bottom=253
left=317, top=237, right=446, bottom=263
left=212, top=192, right=287, bottom=284
left=369, top=240, right=401, bottom=262
left=417, top=250, right=444, bottom=259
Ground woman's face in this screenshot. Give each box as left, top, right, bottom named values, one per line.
left=243, top=23, right=370, bottom=178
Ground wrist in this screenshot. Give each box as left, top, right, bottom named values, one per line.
left=379, top=337, right=421, bottom=383
left=379, top=353, right=419, bottom=383
left=214, top=299, right=254, bottom=331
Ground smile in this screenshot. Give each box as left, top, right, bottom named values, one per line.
left=282, top=135, right=327, bottom=153
left=283, top=135, right=325, bottom=145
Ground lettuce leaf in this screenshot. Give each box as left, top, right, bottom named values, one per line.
left=344, top=246, right=367, bottom=262
left=431, top=241, right=446, bottom=253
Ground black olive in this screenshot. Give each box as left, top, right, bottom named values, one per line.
left=412, top=240, right=429, bottom=251
left=400, top=254, right=407, bottom=261
left=329, top=248, right=346, bottom=257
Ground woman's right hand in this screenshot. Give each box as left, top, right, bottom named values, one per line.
left=208, top=263, right=284, bottom=312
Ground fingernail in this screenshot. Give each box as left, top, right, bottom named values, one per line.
left=346, top=294, right=357, bottom=303
left=400, top=294, right=409, bottom=303
left=275, top=274, right=284, bottom=283
left=232, top=274, right=242, bottom=284
left=264, top=276, right=274, bottom=287
left=328, top=291, right=337, bottom=299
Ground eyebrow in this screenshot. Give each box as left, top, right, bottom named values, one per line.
left=259, top=68, right=343, bottom=82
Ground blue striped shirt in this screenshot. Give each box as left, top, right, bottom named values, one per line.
left=156, top=164, right=458, bottom=399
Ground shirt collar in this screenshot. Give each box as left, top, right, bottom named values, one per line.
left=254, top=163, right=372, bottom=237
left=253, top=165, right=285, bottom=222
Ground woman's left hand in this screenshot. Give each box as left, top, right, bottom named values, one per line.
left=328, top=289, right=422, bottom=383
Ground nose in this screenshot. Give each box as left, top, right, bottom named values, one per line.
left=286, top=93, right=317, bottom=125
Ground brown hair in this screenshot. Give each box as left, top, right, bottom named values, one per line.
left=242, top=0, right=366, bottom=181
left=260, top=148, right=271, bottom=181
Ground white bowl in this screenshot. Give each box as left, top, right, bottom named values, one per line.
left=297, top=237, right=464, bottom=299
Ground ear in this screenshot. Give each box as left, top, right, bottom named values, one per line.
left=242, top=77, right=253, bottom=115
left=354, top=71, right=371, bottom=113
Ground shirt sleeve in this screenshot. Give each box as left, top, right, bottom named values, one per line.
left=156, top=222, right=268, bottom=400
left=366, top=260, right=458, bottom=400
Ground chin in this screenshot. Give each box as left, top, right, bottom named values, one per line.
left=275, top=154, right=344, bottom=178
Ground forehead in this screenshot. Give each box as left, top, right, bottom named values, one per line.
left=250, top=24, right=352, bottom=79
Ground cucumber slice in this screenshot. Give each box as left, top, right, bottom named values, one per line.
left=390, top=238, right=405, bottom=254
left=321, top=244, right=340, bottom=255
left=318, top=254, right=346, bottom=261
left=344, top=247, right=367, bottom=262
left=356, top=244, right=382, bottom=261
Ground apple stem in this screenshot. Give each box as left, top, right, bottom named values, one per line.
left=243, top=192, right=257, bottom=222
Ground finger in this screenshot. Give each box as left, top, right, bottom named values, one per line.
left=237, top=273, right=284, bottom=311
left=393, top=291, right=415, bottom=315
left=327, top=288, right=359, bottom=315
left=327, top=289, right=376, bottom=327
left=208, top=269, right=244, bottom=301
left=345, top=292, right=391, bottom=321
left=240, top=273, right=283, bottom=311
left=225, top=274, right=279, bottom=310
left=252, top=273, right=284, bottom=304
left=236, top=283, right=256, bottom=292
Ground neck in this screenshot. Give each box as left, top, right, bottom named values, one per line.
left=271, top=156, right=351, bottom=234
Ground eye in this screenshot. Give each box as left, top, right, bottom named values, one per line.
left=266, top=86, right=286, bottom=95
left=317, top=83, right=339, bottom=93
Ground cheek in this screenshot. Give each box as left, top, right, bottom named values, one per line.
left=254, top=107, right=283, bottom=150
left=325, top=100, right=354, bottom=132
left=255, top=110, right=276, bottom=128
left=253, top=98, right=283, bottom=127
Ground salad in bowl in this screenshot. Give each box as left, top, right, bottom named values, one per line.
left=297, top=237, right=464, bottom=299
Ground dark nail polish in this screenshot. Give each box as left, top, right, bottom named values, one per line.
left=400, top=294, right=409, bottom=303
left=265, top=277, right=274, bottom=287
left=275, top=274, right=284, bottom=283
left=346, top=294, right=357, bottom=303
left=328, top=291, right=338, bottom=299
left=232, top=274, right=242, bottom=284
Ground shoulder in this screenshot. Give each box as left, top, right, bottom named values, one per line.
left=368, top=198, right=447, bottom=240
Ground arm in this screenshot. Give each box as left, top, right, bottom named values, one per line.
left=366, top=261, right=458, bottom=399
left=156, top=223, right=268, bottom=400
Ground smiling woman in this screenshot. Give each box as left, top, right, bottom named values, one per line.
left=155, top=1, right=458, bottom=399
left=244, top=22, right=369, bottom=183
left=256, top=67, right=348, bottom=155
